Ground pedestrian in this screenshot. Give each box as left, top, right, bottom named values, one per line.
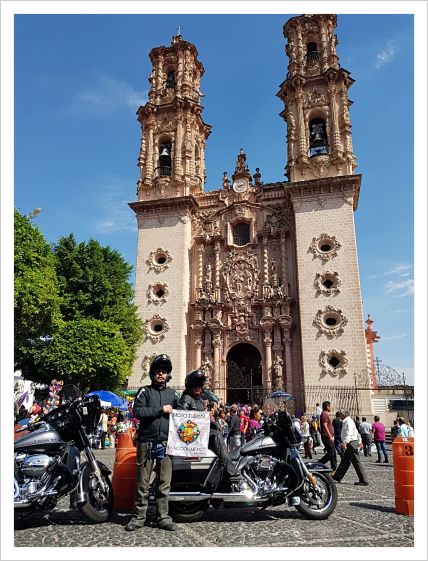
left=217, top=409, right=229, bottom=445
left=397, top=416, right=411, bottom=438
left=391, top=419, right=400, bottom=441
left=309, top=415, right=321, bottom=455
left=99, top=409, right=108, bottom=450
left=371, top=415, right=389, bottom=463
left=107, top=410, right=118, bottom=449
left=354, top=415, right=361, bottom=432
left=125, top=354, right=178, bottom=532
left=332, top=410, right=369, bottom=486
left=332, top=411, right=344, bottom=457
left=228, top=405, right=241, bottom=452
left=246, top=406, right=262, bottom=442
left=315, top=402, right=322, bottom=425
left=318, top=401, right=337, bottom=471
left=358, top=416, right=372, bottom=457
left=238, top=407, right=249, bottom=445
left=300, top=416, right=312, bottom=459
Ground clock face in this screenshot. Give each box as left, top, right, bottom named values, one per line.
left=233, top=178, right=248, bottom=193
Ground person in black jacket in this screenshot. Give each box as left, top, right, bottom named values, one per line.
left=177, top=370, right=238, bottom=478
left=125, top=354, right=178, bottom=532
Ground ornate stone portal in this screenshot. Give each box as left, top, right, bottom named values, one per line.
left=129, top=15, right=373, bottom=415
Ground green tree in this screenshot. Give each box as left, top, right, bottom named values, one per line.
left=30, top=319, right=132, bottom=391
left=53, top=234, right=143, bottom=356
left=14, top=209, right=61, bottom=368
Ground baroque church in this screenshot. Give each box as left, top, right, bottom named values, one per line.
left=128, top=14, right=373, bottom=415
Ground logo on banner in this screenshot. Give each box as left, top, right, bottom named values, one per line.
left=177, top=420, right=200, bottom=444
left=167, top=410, right=210, bottom=457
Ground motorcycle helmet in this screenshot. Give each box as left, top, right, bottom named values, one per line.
left=184, top=369, right=206, bottom=390
left=149, top=354, right=173, bottom=382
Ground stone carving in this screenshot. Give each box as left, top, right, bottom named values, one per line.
left=222, top=249, right=260, bottom=300
left=264, top=204, right=286, bottom=231
left=319, top=349, right=348, bottom=377
left=272, top=355, right=284, bottom=389
left=147, top=248, right=173, bottom=273
left=144, top=314, right=170, bottom=343
left=314, top=271, right=341, bottom=296
left=141, top=352, right=159, bottom=381
left=200, top=356, right=213, bottom=386
left=314, top=305, right=348, bottom=339
left=309, top=234, right=342, bottom=262
left=194, top=210, right=221, bottom=240
left=307, top=88, right=327, bottom=106
left=147, top=282, right=169, bottom=305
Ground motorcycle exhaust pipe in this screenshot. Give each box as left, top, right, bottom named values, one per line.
left=168, top=492, right=211, bottom=502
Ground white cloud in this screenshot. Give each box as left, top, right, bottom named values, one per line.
left=381, top=333, right=407, bottom=341
left=375, top=40, right=396, bottom=69
left=92, top=175, right=136, bottom=234
left=385, top=278, right=414, bottom=298
left=367, top=263, right=413, bottom=280
left=71, top=75, right=147, bottom=114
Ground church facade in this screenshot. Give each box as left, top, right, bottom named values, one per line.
left=128, top=14, right=373, bottom=415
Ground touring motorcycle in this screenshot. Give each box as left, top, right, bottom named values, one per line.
left=164, top=392, right=337, bottom=522
left=14, top=384, right=113, bottom=523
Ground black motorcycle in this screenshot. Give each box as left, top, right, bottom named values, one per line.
left=164, top=392, right=338, bottom=522
left=14, top=384, right=114, bottom=523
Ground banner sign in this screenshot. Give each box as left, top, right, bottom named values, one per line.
left=166, top=409, right=210, bottom=457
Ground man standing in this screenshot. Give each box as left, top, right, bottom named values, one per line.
left=332, top=411, right=344, bottom=457
left=125, top=354, right=178, bottom=532
left=99, top=409, right=108, bottom=450
left=228, top=405, right=241, bottom=452
left=372, top=415, right=389, bottom=463
left=332, top=410, right=369, bottom=486
left=238, top=408, right=249, bottom=446
left=358, top=416, right=372, bottom=457
left=318, top=401, right=337, bottom=471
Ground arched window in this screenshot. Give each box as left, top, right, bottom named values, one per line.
left=233, top=223, right=250, bottom=246
left=165, top=70, right=176, bottom=89
left=309, top=118, right=329, bottom=156
left=158, top=141, right=172, bottom=176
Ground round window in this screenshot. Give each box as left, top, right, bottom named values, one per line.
left=153, top=323, right=164, bottom=333
left=155, top=253, right=167, bottom=265
left=156, top=288, right=165, bottom=298
left=322, top=311, right=341, bottom=329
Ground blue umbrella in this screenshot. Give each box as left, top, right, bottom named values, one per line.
left=85, top=390, right=129, bottom=410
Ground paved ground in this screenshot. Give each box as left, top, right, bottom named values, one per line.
left=14, top=445, right=414, bottom=548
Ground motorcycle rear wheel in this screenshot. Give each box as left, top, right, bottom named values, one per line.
left=169, top=499, right=209, bottom=522
left=295, top=472, right=337, bottom=520
left=78, top=463, right=114, bottom=523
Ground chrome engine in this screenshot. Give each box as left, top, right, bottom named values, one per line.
left=14, top=453, right=60, bottom=507
left=246, top=455, right=283, bottom=495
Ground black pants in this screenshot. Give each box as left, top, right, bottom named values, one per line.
left=209, top=430, right=237, bottom=477
left=334, top=440, right=368, bottom=483
left=319, top=435, right=337, bottom=470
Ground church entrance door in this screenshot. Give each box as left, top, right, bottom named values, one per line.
left=226, top=344, right=263, bottom=405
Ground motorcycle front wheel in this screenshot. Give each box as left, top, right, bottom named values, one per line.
left=295, top=471, right=337, bottom=520
left=78, top=462, right=114, bottom=523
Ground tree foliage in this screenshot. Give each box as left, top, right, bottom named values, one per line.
left=52, top=235, right=143, bottom=353
left=30, top=319, right=132, bottom=392
left=14, top=209, right=61, bottom=365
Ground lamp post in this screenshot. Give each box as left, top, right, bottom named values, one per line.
left=27, top=207, right=42, bottom=220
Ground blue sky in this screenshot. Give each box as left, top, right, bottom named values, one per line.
left=13, top=12, right=415, bottom=383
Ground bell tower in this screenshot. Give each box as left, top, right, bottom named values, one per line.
left=277, top=14, right=357, bottom=182
left=136, top=32, right=211, bottom=200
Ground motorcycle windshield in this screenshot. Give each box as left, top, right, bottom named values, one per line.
left=262, top=392, right=295, bottom=417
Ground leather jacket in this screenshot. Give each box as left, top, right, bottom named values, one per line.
left=133, top=384, right=178, bottom=442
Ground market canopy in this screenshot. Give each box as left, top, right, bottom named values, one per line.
left=85, top=390, right=129, bottom=410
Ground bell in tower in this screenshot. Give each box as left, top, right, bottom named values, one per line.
left=277, top=14, right=357, bottom=182
left=136, top=32, right=212, bottom=200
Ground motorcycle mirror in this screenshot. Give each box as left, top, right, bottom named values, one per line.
left=61, top=384, right=82, bottom=402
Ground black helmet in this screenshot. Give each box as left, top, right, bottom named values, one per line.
left=149, top=354, right=172, bottom=382
left=185, top=370, right=206, bottom=390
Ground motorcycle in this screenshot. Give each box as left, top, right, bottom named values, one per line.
left=14, top=384, right=114, bottom=523
left=163, top=392, right=338, bottom=522
left=88, top=426, right=104, bottom=450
